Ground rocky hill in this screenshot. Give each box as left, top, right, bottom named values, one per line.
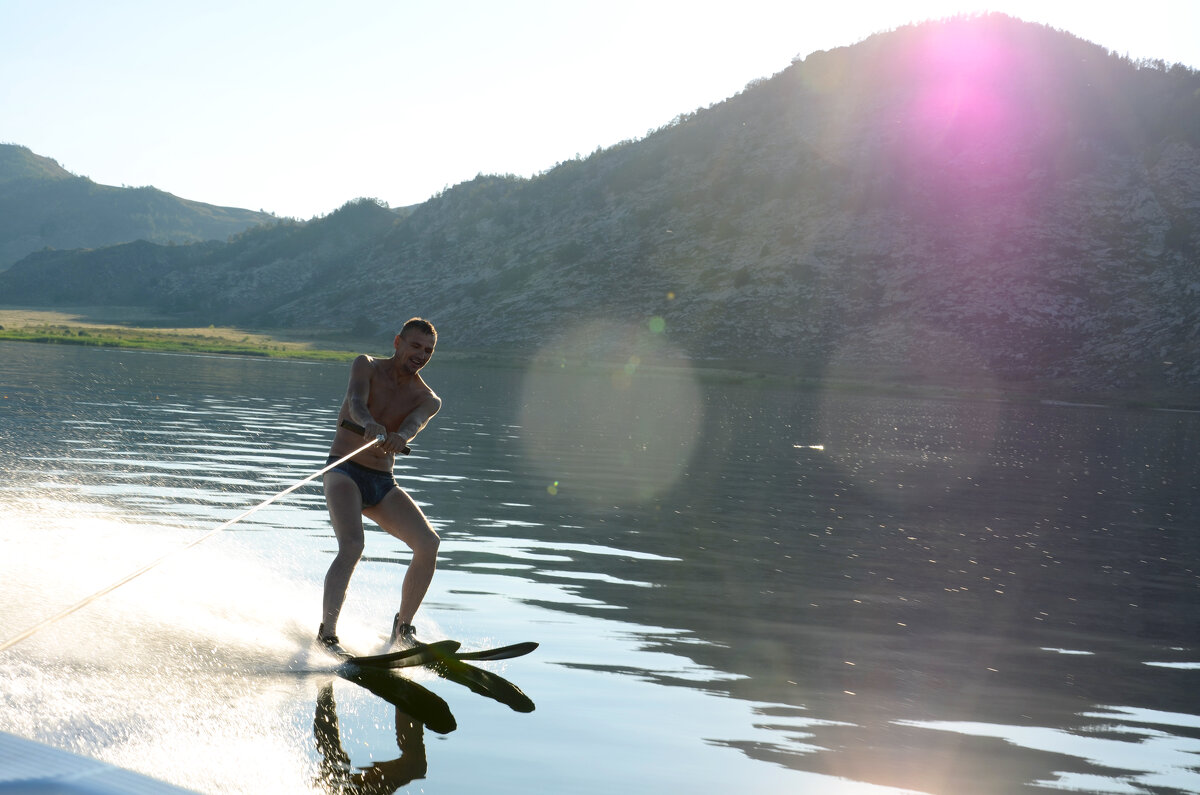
left=2, top=15, right=1198, bottom=395
left=0, top=145, right=274, bottom=269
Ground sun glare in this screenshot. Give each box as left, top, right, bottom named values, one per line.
left=900, top=20, right=1035, bottom=157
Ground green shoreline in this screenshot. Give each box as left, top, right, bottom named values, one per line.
left=0, top=324, right=357, bottom=362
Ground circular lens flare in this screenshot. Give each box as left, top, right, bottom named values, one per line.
left=519, top=320, right=702, bottom=505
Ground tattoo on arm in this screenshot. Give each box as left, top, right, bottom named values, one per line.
left=345, top=356, right=378, bottom=428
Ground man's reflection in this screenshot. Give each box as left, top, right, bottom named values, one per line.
left=314, top=682, right=427, bottom=794
left=313, top=659, right=534, bottom=793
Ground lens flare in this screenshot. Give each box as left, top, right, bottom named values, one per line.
left=816, top=318, right=1000, bottom=508
left=519, top=320, right=702, bottom=505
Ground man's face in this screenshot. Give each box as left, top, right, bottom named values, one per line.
left=396, top=331, right=436, bottom=373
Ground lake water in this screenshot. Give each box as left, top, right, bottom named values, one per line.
left=1, top=340, right=1198, bottom=794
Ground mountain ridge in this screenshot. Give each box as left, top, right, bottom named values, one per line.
left=2, top=14, right=1198, bottom=396
left=0, top=144, right=275, bottom=269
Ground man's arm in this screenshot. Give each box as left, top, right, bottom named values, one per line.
left=343, top=355, right=379, bottom=432
left=396, top=394, right=442, bottom=444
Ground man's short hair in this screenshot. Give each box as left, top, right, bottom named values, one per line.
left=400, top=317, right=437, bottom=341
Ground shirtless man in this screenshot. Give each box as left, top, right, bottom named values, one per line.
left=318, top=318, right=442, bottom=654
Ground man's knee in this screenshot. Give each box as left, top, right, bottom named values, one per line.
left=414, top=528, right=440, bottom=558
left=336, top=536, right=365, bottom=562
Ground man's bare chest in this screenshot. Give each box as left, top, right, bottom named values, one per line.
left=367, top=377, right=426, bottom=430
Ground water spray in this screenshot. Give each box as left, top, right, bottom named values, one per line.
left=0, top=421, right=395, bottom=653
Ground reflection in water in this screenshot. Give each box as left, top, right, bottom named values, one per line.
left=315, top=660, right=535, bottom=794
left=313, top=666, right=452, bottom=795
left=2, top=342, right=1199, bottom=793
left=314, top=682, right=429, bottom=794
left=429, top=658, right=536, bottom=713
left=335, top=666, right=457, bottom=736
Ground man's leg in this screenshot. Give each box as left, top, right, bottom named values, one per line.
left=321, top=471, right=366, bottom=637
left=365, top=487, right=440, bottom=629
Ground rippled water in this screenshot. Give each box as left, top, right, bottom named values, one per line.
left=1, top=341, right=1199, bottom=794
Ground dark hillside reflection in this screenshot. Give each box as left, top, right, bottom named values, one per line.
left=433, top=368, right=1200, bottom=792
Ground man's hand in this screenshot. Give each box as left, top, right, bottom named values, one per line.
left=362, top=420, right=388, bottom=442
left=339, top=418, right=412, bottom=455
left=362, top=421, right=407, bottom=453
left=376, top=431, right=410, bottom=455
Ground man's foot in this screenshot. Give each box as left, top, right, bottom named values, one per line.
left=389, top=614, right=418, bottom=649
left=318, top=624, right=351, bottom=659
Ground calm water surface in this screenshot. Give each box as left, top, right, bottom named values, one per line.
left=1, top=341, right=1198, bottom=794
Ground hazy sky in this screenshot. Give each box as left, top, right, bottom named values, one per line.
left=4, top=0, right=1198, bottom=219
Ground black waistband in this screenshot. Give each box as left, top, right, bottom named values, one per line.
left=326, top=455, right=392, bottom=476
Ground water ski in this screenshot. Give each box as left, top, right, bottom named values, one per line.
left=324, top=639, right=462, bottom=668
left=368, top=640, right=538, bottom=668
left=454, top=641, right=539, bottom=662
left=323, top=639, right=538, bottom=669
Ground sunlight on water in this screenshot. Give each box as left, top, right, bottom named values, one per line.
left=0, top=497, right=334, bottom=661
left=0, top=497, right=347, bottom=793
left=815, top=376, right=1001, bottom=509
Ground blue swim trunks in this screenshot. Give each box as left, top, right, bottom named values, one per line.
left=326, top=456, right=399, bottom=508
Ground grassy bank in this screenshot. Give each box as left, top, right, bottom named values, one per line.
left=0, top=308, right=356, bottom=362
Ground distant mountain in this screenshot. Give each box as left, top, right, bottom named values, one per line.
left=0, top=144, right=274, bottom=269
left=3, top=15, right=1198, bottom=396
left=0, top=197, right=397, bottom=320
